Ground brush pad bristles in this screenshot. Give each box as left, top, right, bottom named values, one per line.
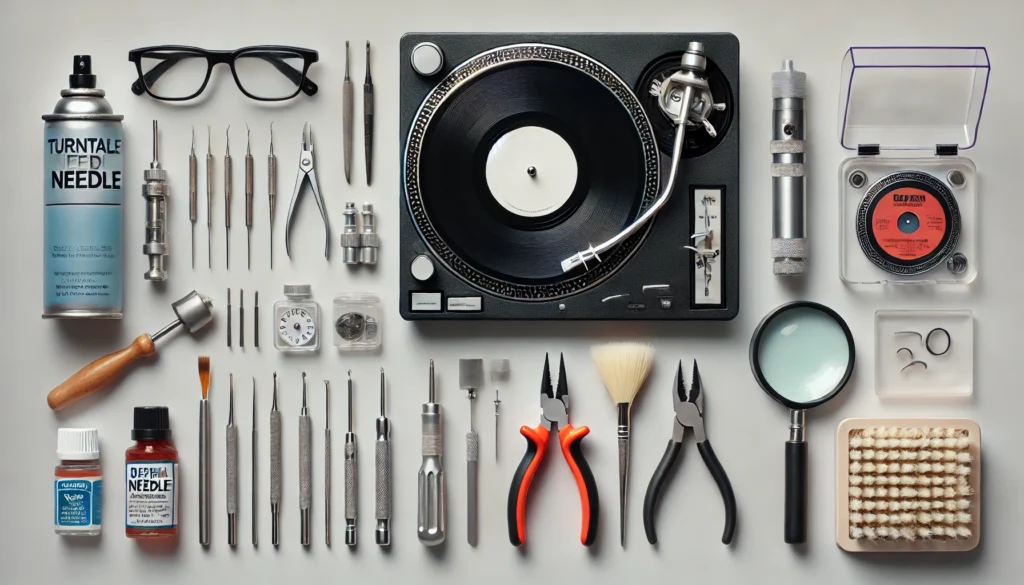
left=591, top=342, right=654, bottom=405
left=847, top=427, right=974, bottom=542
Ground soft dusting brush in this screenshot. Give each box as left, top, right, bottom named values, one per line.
left=836, top=418, right=981, bottom=553
left=198, top=356, right=212, bottom=547
left=592, top=342, right=654, bottom=547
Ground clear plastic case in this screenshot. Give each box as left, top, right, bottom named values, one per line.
left=874, top=309, right=973, bottom=399
left=332, top=293, right=382, bottom=352
left=837, top=47, right=989, bottom=285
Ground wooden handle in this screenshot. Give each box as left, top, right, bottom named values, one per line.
left=47, top=334, right=157, bottom=410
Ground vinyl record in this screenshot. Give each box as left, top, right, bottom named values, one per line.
left=404, top=44, right=660, bottom=300
left=856, top=170, right=961, bottom=275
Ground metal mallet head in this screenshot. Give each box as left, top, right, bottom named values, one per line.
left=153, top=290, right=214, bottom=342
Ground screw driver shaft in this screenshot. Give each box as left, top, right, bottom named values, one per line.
left=224, top=127, right=232, bottom=270
left=207, top=126, right=214, bottom=269
left=245, top=125, right=254, bottom=270
left=268, top=123, right=277, bottom=270
left=325, top=380, right=332, bottom=546
left=189, top=127, right=198, bottom=269
left=252, top=378, right=258, bottom=547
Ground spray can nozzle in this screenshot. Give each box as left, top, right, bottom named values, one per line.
left=70, top=55, right=97, bottom=89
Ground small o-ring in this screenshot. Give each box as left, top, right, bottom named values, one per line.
left=926, top=327, right=951, bottom=356
left=896, top=347, right=914, bottom=359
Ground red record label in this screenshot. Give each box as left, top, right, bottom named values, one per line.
left=869, top=187, right=948, bottom=261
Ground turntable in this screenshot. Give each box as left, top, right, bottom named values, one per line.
left=399, top=33, right=740, bottom=320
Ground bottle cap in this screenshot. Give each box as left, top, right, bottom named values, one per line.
left=132, top=406, right=172, bottom=441
left=57, top=428, right=100, bottom=460
left=69, top=55, right=97, bottom=89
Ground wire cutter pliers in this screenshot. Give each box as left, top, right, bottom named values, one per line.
left=284, top=122, right=330, bottom=258
left=642, top=359, right=737, bottom=545
left=507, top=353, right=598, bottom=547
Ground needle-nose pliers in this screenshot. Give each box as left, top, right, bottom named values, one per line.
left=642, top=359, right=737, bottom=545
left=507, top=353, right=598, bottom=547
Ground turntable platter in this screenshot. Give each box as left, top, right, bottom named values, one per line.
left=404, top=44, right=660, bottom=300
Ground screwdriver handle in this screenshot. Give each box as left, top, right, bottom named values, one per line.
left=299, top=414, right=312, bottom=546
left=189, top=154, right=198, bottom=222
left=417, top=403, right=445, bottom=546
left=344, top=432, right=357, bottom=546
left=269, top=409, right=282, bottom=545
left=467, top=430, right=479, bottom=546
left=374, top=431, right=391, bottom=545
left=224, top=153, right=232, bottom=228
left=47, top=334, right=156, bottom=410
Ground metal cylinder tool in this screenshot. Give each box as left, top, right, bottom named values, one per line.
left=345, top=371, right=358, bottom=546
left=268, top=123, right=277, bottom=269
left=418, top=360, right=446, bottom=546
left=47, top=290, right=214, bottom=410
left=224, top=127, right=232, bottom=270
left=360, top=203, right=378, bottom=265
left=771, top=60, right=808, bottom=276
left=460, top=359, right=483, bottom=546
left=342, top=202, right=360, bottom=265
left=325, top=380, right=332, bottom=546
left=375, top=368, right=391, bottom=546
left=226, top=375, right=238, bottom=547
left=143, top=120, right=168, bottom=281
left=189, top=127, right=198, bottom=270
left=245, top=125, right=254, bottom=270
left=270, top=372, right=282, bottom=546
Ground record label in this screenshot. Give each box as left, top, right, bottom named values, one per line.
left=856, top=171, right=960, bottom=275
left=869, top=186, right=947, bottom=261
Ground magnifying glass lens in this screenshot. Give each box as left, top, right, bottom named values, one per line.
left=757, top=307, right=853, bottom=405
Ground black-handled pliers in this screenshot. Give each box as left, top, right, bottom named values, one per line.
left=642, top=359, right=737, bottom=545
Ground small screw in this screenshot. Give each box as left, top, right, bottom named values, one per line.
left=946, top=252, right=968, bottom=275
left=849, top=170, right=867, bottom=189
left=947, top=169, right=966, bottom=188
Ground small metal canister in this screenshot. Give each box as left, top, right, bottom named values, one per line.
left=42, top=55, right=124, bottom=319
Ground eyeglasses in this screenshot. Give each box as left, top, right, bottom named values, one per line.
left=128, top=45, right=319, bottom=102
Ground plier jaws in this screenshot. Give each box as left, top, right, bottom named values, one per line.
left=284, top=122, right=330, bottom=258
left=644, top=359, right=737, bottom=546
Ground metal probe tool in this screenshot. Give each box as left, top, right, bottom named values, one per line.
left=270, top=372, right=282, bottom=546
left=254, top=292, right=260, bottom=348
left=227, top=288, right=232, bottom=348
left=342, top=41, right=353, bottom=184
left=239, top=289, right=245, bottom=348
left=189, top=127, right=198, bottom=269
left=418, top=360, right=446, bottom=546
left=345, top=371, right=357, bottom=546
left=375, top=368, right=391, bottom=546
left=224, top=126, right=232, bottom=270
left=341, top=202, right=360, bottom=264
left=491, top=359, right=510, bottom=460
left=299, top=373, right=312, bottom=546
left=226, top=374, right=238, bottom=547
left=325, top=380, right=332, bottom=546
left=364, top=41, right=374, bottom=185
left=360, top=203, right=378, bottom=265
left=268, top=123, right=277, bottom=269
left=245, top=125, right=254, bottom=270
left=252, top=378, right=258, bottom=547
left=142, top=120, right=168, bottom=281
left=771, top=60, right=808, bottom=276
left=206, top=126, right=214, bottom=269
left=460, top=359, right=484, bottom=546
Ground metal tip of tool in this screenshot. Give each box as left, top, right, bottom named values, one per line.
left=325, top=380, right=331, bottom=428
left=272, top=372, right=278, bottom=411
left=228, top=374, right=235, bottom=424
left=225, top=125, right=231, bottom=155
left=380, top=368, right=386, bottom=415
left=246, top=124, right=251, bottom=155
left=428, top=360, right=435, bottom=402
left=344, top=41, right=351, bottom=79
left=302, top=372, right=308, bottom=408
left=191, top=125, right=195, bottom=154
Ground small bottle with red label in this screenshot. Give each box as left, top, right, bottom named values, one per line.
left=54, top=428, right=102, bottom=536
left=125, top=407, right=178, bottom=539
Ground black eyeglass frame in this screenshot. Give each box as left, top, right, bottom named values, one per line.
left=128, top=45, right=319, bottom=102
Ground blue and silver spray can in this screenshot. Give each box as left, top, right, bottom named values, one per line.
left=42, top=55, right=124, bottom=319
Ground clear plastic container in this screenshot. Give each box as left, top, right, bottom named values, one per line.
left=837, top=47, right=989, bottom=286
left=332, top=293, right=382, bottom=352
left=874, top=309, right=973, bottom=399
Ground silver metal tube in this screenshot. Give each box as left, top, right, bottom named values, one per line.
left=771, top=60, right=808, bottom=276
left=789, top=409, right=806, bottom=442
left=199, top=399, right=211, bottom=546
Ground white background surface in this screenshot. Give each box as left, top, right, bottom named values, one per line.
left=1, top=0, right=1021, bottom=582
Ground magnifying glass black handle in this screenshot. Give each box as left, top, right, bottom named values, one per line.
left=784, top=440, right=808, bottom=544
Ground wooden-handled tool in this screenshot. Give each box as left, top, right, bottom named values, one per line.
left=47, top=290, right=214, bottom=411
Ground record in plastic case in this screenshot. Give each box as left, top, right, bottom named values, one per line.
left=837, top=46, right=989, bottom=285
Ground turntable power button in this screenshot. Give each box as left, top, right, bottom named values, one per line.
left=411, top=42, right=445, bottom=76
left=411, top=254, right=436, bottom=281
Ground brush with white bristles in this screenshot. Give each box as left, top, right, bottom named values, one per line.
left=591, top=342, right=654, bottom=548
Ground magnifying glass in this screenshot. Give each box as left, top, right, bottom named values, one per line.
left=749, top=301, right=855, bottom=544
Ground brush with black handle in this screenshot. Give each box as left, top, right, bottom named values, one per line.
left=592, top=342, right=654, bottom=547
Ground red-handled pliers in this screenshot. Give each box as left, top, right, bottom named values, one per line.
left=507, top=353, right=599, bottom=547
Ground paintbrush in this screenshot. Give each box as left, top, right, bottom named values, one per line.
left=592, top=342, right=654, bottom=548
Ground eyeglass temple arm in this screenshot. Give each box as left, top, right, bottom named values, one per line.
left=131, top=52, right=318, bottom=96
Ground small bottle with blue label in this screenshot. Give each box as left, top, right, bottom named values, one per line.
left=54, top=428, right=102, bottom=536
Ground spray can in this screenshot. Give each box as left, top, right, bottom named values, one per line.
left=42, top=55, right=124, bottom=319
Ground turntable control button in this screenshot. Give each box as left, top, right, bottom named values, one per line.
left=411, top=42, right=444, bottom=76
left=411, top=254, right=436, bottom=281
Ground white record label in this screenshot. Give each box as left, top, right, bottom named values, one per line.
left=485, top=126, right=578, bottom=218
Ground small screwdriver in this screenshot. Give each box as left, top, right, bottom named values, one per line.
left=224, top=126, right=232, bottom=270
left=206, top=126, right=214, bottom=269
left=375, top=368, right=391, bottom=546
left=252, top=378, right=258, bottom=547
left=345, top=371, right=357, bottom=546
left=245, top=124, right=254, bottom=270
left=189, top=127, right=197, bottom=269
left=299, top=373, right=312, bottom=547
left=418, top=360, right=446, bottom=546
left=268, top=123, right=277, bottom=270
left=239, top=289, right=244, bottom=348
left=226, top=374, right=238, bottom=547
left=270, top=372, right=282, bottom=547
left=325, top=380, right=332, bottom=547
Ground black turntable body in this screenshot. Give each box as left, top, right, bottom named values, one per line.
left=399, top=33, right=740, bottom=320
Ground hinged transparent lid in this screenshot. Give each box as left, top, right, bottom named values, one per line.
left=838, top=47, right=990, bottom=151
